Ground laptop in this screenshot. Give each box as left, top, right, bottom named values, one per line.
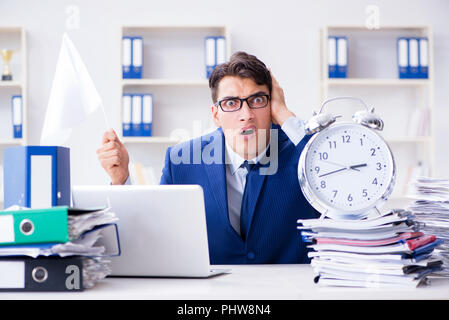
left=71, top=184, right=230, bottom=278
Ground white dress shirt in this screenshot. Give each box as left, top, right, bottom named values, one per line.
left=225, top=116, right=306, bottom=235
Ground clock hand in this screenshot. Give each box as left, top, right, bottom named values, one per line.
left=321, top=160, right=361, bottom=172
left=318, top=167, right=347, bottom=178
left=349, top=163, right=367, bottom=170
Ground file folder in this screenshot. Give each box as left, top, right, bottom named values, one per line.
left=142, top=94, right=153, bottom=137
left=122, top=94, right=132, bottom=137
left=216, top=36, right=226, bottom=65
left=205, top=36, right=216, bottom=78
left=0, top=223, right=121, bottom=258
left=131, top=36, right=143, bottom=78
left=131, top=94, right=142, bottom=136
left=409, top=38, right=419, bottom=78
left=397, top=37, right=409, bottom=79
left=328, top=36, right=337, bottom=78
left=122, top=36, right=132, bottom=79
left=0, top=206, right=70, bottom=245
left=11, top=95, right=22, bottom=139
left=4, top=146, right=70, bottom=209
left=336, top=37, right=347, bottom=78
left=0, top=256, right=84, bottom=291
left=418, top=37, right=428, bottom=79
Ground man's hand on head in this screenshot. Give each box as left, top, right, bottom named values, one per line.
left=97, top=129, right=130, bottom=185
left=269, top=70, right=295, bottom=126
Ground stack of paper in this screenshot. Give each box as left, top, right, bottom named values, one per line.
left=298, top=209, right=443, bottom=288
left=407, top=177, right=449, bottom=277
left=0, top=206, right=120, bottom=290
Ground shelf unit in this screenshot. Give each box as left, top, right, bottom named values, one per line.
left=119, top=25, right=230, bottom=182
left=320, top=25, right=434, bottom=206
left=0, top=27, right=27, bottom=207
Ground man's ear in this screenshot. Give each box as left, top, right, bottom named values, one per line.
left=211, top=105, right=221, bottom=127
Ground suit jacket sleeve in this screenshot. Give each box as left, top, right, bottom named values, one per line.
left=160, top=146, right=173, bottom=185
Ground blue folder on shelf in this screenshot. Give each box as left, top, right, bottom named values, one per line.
left=122, top=36, right=132, bottom=79
left=328, top=36, right=347, bottom=78
left=142, top=94, right=153, bottom=137
left=204, top=36, right=226, bottom=78
left=11, top=95, right=22, bottom=139
left=397, top=37, right=409, bottom=79
left=122, top=94, right=132, bottom=137
left=131, top=94, right=142, bottom=136
left=131, top=36, right=143, bottom=79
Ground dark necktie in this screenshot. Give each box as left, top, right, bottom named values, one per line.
left=240, top=160, right=256, bottom=241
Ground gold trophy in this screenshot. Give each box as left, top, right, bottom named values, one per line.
left=1, top=49, right=13, bottom=81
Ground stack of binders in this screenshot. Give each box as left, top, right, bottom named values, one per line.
left=122, top=93, right=153, bottom=137
left=328, top=36, right=347, bottom=78
left=205, top=36, right=226, bottom=78
left=122, top=36, right=143, bottom=79
left=0, top=206, right=120, bottom=291
left=397, top=37, right=428, bottom=79
left=298, top=209, right=443, bottom=288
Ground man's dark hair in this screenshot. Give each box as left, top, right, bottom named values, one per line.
left=209, top=51, right=272, bottom=104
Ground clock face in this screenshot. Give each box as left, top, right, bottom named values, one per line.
left=300, top=122, right=395, bottom=219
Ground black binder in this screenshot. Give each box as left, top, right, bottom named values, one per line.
left=0, top=256, right=84, bottom=291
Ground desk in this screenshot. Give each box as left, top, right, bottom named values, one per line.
left=1, top=265, right=448, bottom=300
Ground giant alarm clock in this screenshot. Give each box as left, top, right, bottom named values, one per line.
left=298, top=97, right=396, bottom=220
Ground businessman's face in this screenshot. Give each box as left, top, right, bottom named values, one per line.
left=211, top=76, right=271, bottom=160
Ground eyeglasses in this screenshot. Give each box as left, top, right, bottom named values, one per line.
left=215, top=93, right=270, bottom=112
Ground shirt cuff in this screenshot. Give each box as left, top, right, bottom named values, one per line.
left=281, top=116, right=306, bottom=146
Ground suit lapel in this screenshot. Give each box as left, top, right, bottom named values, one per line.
left=203, top=129, right=229, bottom=219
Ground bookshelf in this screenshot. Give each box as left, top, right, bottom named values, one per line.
left=0, top=27, right=27, bottom=208
left=119, top=25, right=230, bottom=183
left=320, top=25, right=434, bottom=208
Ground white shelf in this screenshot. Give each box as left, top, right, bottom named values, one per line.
left=0, top=138, right=24, bottom=145
left=122, top=79, right=209, bottom=87
left=0, top=81, right=22, bottom=88
left=325, top=78, right=430, bottom=86
left=122, top=136, right=180, bottom=144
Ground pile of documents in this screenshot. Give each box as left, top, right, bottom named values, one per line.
left=298, top=209, right=443, bottom=288
left=407, top=177, right=449, bottom=277
left=0, top=206, right=120, bottom=291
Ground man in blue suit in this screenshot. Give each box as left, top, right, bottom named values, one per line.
left=98, top=51, right=319, bottom=264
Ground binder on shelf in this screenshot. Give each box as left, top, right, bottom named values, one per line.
left=0, top=256, right=85, bottom=291
left=205, top=36, right=216, bottom=78
left=122, top=94, right=132, bottom=137
left=418, top=37, right=429, bottom=79
left=397, top=37, right=409, bottom=79
left=122, top=36, right=132, bottom=79
left=131, top=36, right=143, bottom=79
left=3, top=146, right=70, bottom=209
left=142, top=94, right=153, bottom=137
left=336, top=37, right=347, bottom=78
left=409, top=38, right=419, bottom=79
left=328, top=36, right=337, bottom=78
left=216, top=36, right=227, bottom=65
left=11, top=95, right=22, bottom=139
left=131, top=94, right=143, bottom=136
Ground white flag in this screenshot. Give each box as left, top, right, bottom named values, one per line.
left=40, top=33, right=107, bottom=145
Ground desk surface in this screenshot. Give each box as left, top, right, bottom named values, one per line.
left=1, top=264, right=449, bottom=300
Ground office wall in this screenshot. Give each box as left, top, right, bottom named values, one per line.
left=1, top=0, right=448, bottom=185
